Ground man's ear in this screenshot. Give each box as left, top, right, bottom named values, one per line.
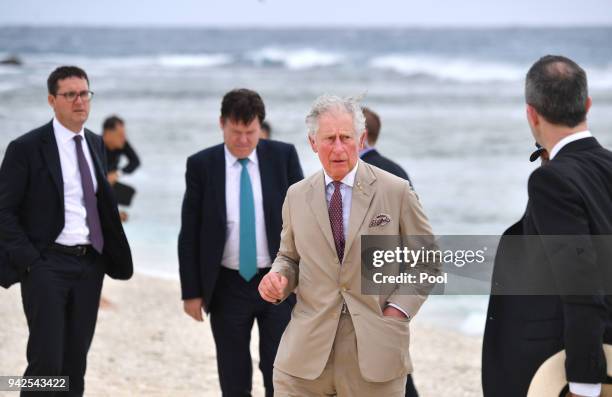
left=585, top=96, right=592, bottom=114
left=219, top=116, right=225, bottom=131
left=308, top=135, right=318, bottom=153
left=359, top=131, right=367, bottom=150
left=526, top=104, right=539, bottom=127
left=48, top=94, right=56, bottom=109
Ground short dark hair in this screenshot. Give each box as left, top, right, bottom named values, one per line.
left=47, top=66, right=89, bottom=96
left=362, top=107, right=381, bottom=145
left=102, top=115, right=125, bottom=133
left=525, top=55, right=588, bottom=128
left=261, top=121, right=272, bottom=137
left=221, top=89, right=266, bottom=126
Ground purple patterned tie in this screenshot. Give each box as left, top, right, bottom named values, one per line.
left=74, top=135, right=104, bottom=253
left=328, top=181, right=345, bottom=263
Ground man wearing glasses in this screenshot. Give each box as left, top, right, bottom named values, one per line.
left=0, top=66, right=133, bottom=396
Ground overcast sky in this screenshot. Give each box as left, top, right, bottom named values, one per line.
left=1, top=0, right=611, bottom=27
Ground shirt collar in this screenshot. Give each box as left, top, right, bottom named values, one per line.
left=224, top=144, right=258, bottom=166
left=549, top=130, right=592, bottom=160
left=324, top=161, right=359, bottom=188
left=53, top=117, right=85, bottom=143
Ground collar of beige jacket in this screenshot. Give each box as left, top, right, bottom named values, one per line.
left=306, top=160, right=377, bottom=262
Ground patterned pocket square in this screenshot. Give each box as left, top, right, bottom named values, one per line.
left=369, top=213, right=391, bottom=227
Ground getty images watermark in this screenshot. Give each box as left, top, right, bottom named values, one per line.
left=370, top=245, right=488, bottom=285
left=361, top=235, right=612, bottom=296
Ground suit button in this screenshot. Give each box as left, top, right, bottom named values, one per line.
left=334, top=259, right=339, bottom=264
left=341, top=286, right=348, bottom=292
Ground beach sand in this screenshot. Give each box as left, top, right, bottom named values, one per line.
left=0, top=274, right=482, bottom=396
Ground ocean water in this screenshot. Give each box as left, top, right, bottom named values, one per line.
left=1, top=27, right=611, bottom=335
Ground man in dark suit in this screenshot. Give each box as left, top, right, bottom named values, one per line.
left=359, top=107, right=413, bottom=188
left=178, top=88, right=303, bottom=397
left=0, top=66, right=133, bottom=396
left=483, top=55, right=612, bottom=397
left=359, top=107, right=418, bottom=397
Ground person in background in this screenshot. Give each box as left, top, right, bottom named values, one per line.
left=360, top=107, right=413, bottom=189
left=178, top=89, right=303, bottom=397
left=261, top=120, right=272, bottom=139
left=358, top=108, right=420, bottom=397
left=102, top=115, right=140, bottom=222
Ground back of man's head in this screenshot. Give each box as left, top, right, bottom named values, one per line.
left=362, top=107, right=381, bottom=146
left=525, top=55, right=588, bottom=128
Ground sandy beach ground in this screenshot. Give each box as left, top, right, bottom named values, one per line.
left=0, top=274, right=482, bottom=396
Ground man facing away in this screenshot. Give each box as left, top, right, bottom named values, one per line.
left=0, top=65, right=133, bottom=396
left=360, top=107, right=413, bottom=188
left=360, top=106, right=419, bottom=397
left=483, top=55, right=612, bottom=397
left=178, top=88, right=303, bottom=397
left=259, top=94, right=439, bottom=397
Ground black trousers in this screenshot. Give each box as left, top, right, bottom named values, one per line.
left=19, top=248, right=104, bottom=397
left=209, top=267, right=294, bottom=397
left=405, top=374, right=418, bottom=397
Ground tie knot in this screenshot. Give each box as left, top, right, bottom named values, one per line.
left=238, top=158, right=249, bottom=167
left=332, top=181, right=342, bottom=190
left=74, top=135, right=83, bottom=143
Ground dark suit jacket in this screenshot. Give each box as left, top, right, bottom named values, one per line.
left=483, top=137, right=612, bottom=396
left=361, top=149, right=413, bottom=188
left=0, top=121, right=133, bottom=288
left=178, top=139, right=303, bottom=310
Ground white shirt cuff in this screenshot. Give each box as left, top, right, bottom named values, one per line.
left=385, top=303, right=410, bottom=319
left=569, top=382, right=601, bottom=397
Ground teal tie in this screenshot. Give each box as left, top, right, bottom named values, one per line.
left=238, top=158, right=257, bottom=281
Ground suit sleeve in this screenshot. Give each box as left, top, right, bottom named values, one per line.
left=386, top=182, right=440, bottom=319
left=0, top=140, right=40, bottom=274
left=120, top=141, right=141, bottom=174
left=271, top=187, right=300, bottom=300
left=287, top=144, right=304, bottom=185
left=528, top=166, right=607, bottom=383
left=178, top=155, right=203, bottom=300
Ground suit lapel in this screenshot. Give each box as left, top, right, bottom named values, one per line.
left=344, top=161, right=376, bottom=258
left=84, top=130, right=106, bottom=182
left=256, top=142, right=273, bottom=243
left=213, top=145, right=227, bottom=226
left=307, top=170, right=337, bottom=255
left=40, top=121, right=64, bottom=203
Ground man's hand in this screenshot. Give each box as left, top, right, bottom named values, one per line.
left=107, top=171, right=119, bottom=185
left=183, top=298, right=205, bottom=322
left=258, top=271, right=288, bottom=303
left=383, top=306, right=408, bottom=319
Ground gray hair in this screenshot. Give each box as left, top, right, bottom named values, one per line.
left=305, top=94, right=366, bottom=136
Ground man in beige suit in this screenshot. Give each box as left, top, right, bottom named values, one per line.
left=258, top=95, right=439, bottom=396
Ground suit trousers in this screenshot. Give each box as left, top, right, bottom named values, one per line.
left=273, top=312, right=406, bottom=397
left=210, top=267, right=294, bottom=397
left=20, top=248, right=104, bottom=397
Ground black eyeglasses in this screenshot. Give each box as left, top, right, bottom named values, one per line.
left=55, top=90, right=94, bottom=102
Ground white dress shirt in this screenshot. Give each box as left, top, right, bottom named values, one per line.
left=323, top=162, right=409, bottom=318
left=221, top=145, right=271, bottom=270
left=53, top=117, right=98, bottom=246
left=549, top=130, right=592, bottom=160
left=549, top=130, right=600, bottom=397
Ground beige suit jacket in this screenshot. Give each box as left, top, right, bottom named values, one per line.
left=271, top=160, right=439, bottom=383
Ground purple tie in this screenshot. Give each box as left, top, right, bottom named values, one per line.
left=74, top=135, right=104, bottom=253
left=328, top=181, right=345, bottom=263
